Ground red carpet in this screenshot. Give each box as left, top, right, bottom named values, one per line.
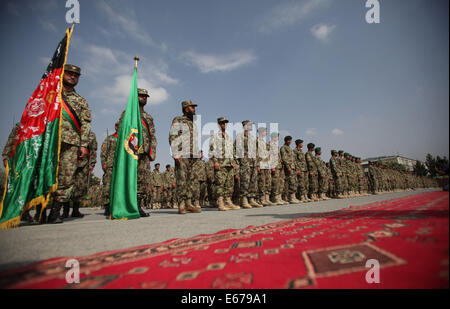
left=1, top=191, right=448, bottom=289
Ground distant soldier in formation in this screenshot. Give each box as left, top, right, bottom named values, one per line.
left=235, top=120, right=262, bottom=209
left=169, top=100, right=201, bottom=214
left=209, top=117, right=240, bottom=211
left=152, top=163, right=163, bottom=209
left=280, top=136, right=301, bottom=204
left=306, top=143, right=319, bottom=202
left=162, top=164, right=177, bottom=209
left=315, top=147, right=330, bottom=200
left=257, top=128, right=275, bottom=206
left=192, top=151, right=208, bottom=208
left=294, top=139, right=310, bottom=203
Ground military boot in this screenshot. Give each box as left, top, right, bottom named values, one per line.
left=264, top=194, right=275, bottom=206
left=225, top=197, right=240, bottom=210
left=185, top=199, right=201, bottom=213
left=241, top=196, right=252, bottom=209
left=280, top=194, right=290, bottom=205
left=47, top=201, right=64, bottom=224
left=137, top=197, right=150, bottom=217
left=104, top=204, right=110, bottom=217
left=289, top=193, right=301, bottom=204
left=71, top=201, right=85, bottom=218
left=178, top=200, right=187, bottom=214
left=194, top=200, right=201, bottom=209
left=249, top=197, right=263, bottom=208
left=217, top=197, right=231, bottom=211
left=62, top=203, right=70, bottom=219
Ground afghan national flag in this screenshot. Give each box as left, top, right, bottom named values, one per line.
left=0, top=26, right=73, bottom=230
left=109, top=67, right=143, bottom=220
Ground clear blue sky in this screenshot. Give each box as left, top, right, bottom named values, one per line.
left=0, top=0, right=448, bottom=177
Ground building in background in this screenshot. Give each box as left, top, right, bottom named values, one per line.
left=362, top=155, right=418, bottom=172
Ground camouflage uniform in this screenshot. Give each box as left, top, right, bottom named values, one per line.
left=315, top=154, right=328, bottom=199
left=169, top=101, right=201, bottom=214
left=280, top=142, right=300, bottom=203
left=152, top=169, right=163, bottom=209
left=305, top=150, right=319, bottom=200
left=206, top=159, right=216, bottom=207
left=162, top=167, right=176, bottom=208
left=329, top=155, right=343, bottom=197
left=55, top=88, right=92, bottom=204
left=192, top=159, right=207, bottom=207
left=100, top=132, right=118, bottom=212
left=257, top=136, right=273, bottom=205
left=293, top=146, right=309, bottom=201
left=235, top=129, right=260, bottom=207
left=118, top=108, right=157, bottom=201
left=73, top=132, right=97, bottom=204
left=209, top=129, right=235, bottom=199
left=2, top=123, right=20, bottom=164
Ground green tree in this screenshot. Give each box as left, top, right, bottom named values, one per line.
left=413, top=161, right=428, bottom=177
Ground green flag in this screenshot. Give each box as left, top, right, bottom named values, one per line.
left=109, top=67, right=143, bottom=220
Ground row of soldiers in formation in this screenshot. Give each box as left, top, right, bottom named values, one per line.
left=2, top=64, right=439, bottom=224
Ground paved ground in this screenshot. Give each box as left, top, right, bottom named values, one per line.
left=0, top=189, right=439, bottom=272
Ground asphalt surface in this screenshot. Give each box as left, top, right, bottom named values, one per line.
left=0, top=189, right=439, bottom=272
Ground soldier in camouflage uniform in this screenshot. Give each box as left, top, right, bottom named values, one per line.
left=269, top=133, right=288, bottom=205
left=206, top=158, right=217, bottom=207
left=152, top=163, right=163, bottom=209
left=49, top=64, right=92, bottom=224
left=68, top=131, right=97, bottom=218
left=192, top=151, right=208, bottom=208
left=235, top=120, right=262, bottom=209
left=294, top=139, right=311, bottom=203
left=315, top=147, right=330, bottom=200
left=306, top=143, right=319, bottom=202
left=280, top=136, right=301, bottom=204
left=256, top=128, right=274, bottom=206
left=100, top=122, right=119, bottom=217
left=325, top=162, right=334, bottom=198
left=169, top=100, right=201, bottom=214
left=163, top=164, right=177, bottom=209
left=118, top=88, right=157, bottom=217
left=209, top=117, right=240, bottom=211
left=330, top=150, right=344, bottom=198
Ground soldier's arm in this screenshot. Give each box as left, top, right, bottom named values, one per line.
left=79, top=99, right=92, bottom=148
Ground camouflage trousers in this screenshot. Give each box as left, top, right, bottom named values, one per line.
left=333, top=174, right=344, bottom=195
left=296, top=170, right=309, bottom=197
left=102, top=167, right=113, bottom=206
left=207, top=180, right=216, bottom=205
left=193, top=181, right=207, bottom=202
left=138, top=155, right=151, bottom=196
left=271, top=168, right=284, bottom=198
left=258, top=169, right=272, bottom=198
left=164, top=186, right=177, bottom=205
left=153, top=186, right=162, bottom=203
left=283, top=168, right=297, bottom=195
left=239, top=163, right=258, bottom=198
left=215, top=166, right=234, bottom=198
left=175, top=158, right=198, bottom=201
left=318, top=175, right=328, bottom=194
left=73, top=162, right=89, bottom=203
left=54, top=143, right=79, bottom=203
left=308, top=173, right=319, bottom=196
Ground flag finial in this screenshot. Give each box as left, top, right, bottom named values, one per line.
left=134, top=55, right=140, bottom=68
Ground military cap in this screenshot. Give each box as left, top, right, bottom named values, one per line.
left=242, top=120, right=253, bottom=126
left=166, top=164, right=171, bottom=168
left=64, top=64, right=81, bottom=75
left=344, top=152, right=350, bottom=156
left=138, top=88, right=150, bottom=97
left=315, top=147, right=322, bottom=152
left=338, top=150, right=344, bottom=154
left=271, top=132, right=280, bottom=138
left=307, top=143, right=315, bottom=149
left=331, top=150, right=337, bottom=155
left=295, top=139, right=304, bottom=146
left=155, top=163, right=160, bottom=166
left=181, top=100, right=198, bottom=109
left=258, top=127, right=267, bottom=133
left=217, top=117, right=229, bottom=124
